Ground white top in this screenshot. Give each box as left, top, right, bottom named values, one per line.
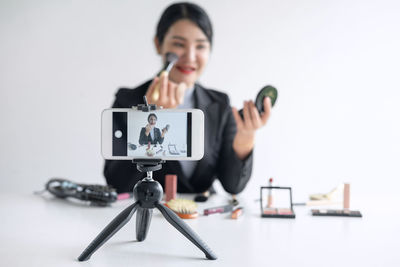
left=149, top=127, right=154, bottom=140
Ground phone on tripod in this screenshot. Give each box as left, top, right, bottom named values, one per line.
left=101, top=108, right=204, bottom=160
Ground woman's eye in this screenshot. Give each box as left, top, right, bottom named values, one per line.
left=173, top=42, right=184, bottom=47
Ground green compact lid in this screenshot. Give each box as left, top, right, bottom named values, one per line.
left=255, top=85, right=278, bottom=112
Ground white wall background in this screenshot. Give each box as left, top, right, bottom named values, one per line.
left=1, top=0, right=399, bottom=204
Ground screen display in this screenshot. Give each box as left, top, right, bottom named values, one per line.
left=112, top=111, right=192, bottom=158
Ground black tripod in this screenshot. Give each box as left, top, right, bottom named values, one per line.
left=77, top=159, right=217, bottom=261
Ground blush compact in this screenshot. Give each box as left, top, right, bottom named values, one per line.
left=260, top=186, right=296, bottom=219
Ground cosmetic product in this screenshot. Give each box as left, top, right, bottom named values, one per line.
left=239, top=85, right=278, bottom=119
left=343, top=183, right=350, bottom=209
left=164, top=175, right=177, bottom=202
left=204, top=204, right=234, bottom=215
left=117, top=192, right=133, bottom=201
left=231, top=194, right=239, bottom=206
left=311, top=183, right=362, bottom=217
left=267, top=178, right=273, bottom=208
left=260, top=186, right=296, bottom=219
left=311, top=209, right=362, bottom=217
left=165, top=198, right=198, bottom=219
left=231, top=207, right=243, bottom=219
left=262, top=208, right=296, bottom=218
left=309, top=183, right=344, bottom=201
left=194, top=191, right=210, bottom=202
left=292, top=200, right=342, bottom=206
left=152, top=52, right=179, bottom=102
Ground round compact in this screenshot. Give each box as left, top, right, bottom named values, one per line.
left=255, top=85, right=278, bottom=112
left=238, top=85, right=278, bottom=118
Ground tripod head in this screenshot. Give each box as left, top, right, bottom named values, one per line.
left=133, top=179, right=163, bottom=209
left=132, top=159, right=165, bottom=209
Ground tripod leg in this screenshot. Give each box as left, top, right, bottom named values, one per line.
left=156, top=203, right=217, bottom=260
left=78, top=201, right=139, bottom=261
left=136, top=208, right=153, bottom=241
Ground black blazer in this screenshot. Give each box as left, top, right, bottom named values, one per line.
left=139, top=127, right=164, bottom=145
left=104, top=81, right=253, bottom=194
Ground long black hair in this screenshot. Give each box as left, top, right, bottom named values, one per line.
left=156, top=2, right=213, bottom=46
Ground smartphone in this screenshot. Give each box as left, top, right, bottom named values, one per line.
left=101, top=108, right=204, bottom=160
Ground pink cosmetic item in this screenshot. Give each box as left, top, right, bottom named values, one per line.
left=260, top=186, right=296, bottom=219
left=164, top=174, right=177, bottom=202
left=117, top=192, right=133, bottom=200
left=267, top=178, right=273, bottom=208
left=204, top=204, right=234, bottom=215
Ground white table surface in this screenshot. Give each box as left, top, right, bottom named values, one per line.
left=0, top=191, right=399, bottom=267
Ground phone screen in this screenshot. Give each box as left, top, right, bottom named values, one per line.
left=112, top=111, right=192, bottom=158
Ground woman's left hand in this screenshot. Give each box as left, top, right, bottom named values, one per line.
left=232, top=97, right=272, bottom=160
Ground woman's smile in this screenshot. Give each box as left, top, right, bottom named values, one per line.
left=176, top=65, right=196, bottom=74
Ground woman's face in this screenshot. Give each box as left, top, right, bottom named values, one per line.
left=149, top=116, right=157, bottom=126
left=156, top=19, right=211, bottom=88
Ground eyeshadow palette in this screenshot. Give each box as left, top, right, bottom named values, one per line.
left=260, top=186, right=296, bottom=219
left=311, top=209, right=362, bottom=217
left=262, top=208, right=295, bottom=218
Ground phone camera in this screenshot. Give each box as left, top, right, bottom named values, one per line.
left=114, top=130, right=123, bottom=138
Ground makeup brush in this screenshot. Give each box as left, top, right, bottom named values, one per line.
left=165, top=198, right=199, bottom=219
left=309, top=183, right=344, bottom=201
left=152, top=52, right=179, bottom=102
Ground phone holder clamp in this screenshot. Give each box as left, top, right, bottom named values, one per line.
left=135, top=96, right=157, bottom=112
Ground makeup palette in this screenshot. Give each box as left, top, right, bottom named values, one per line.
left=311, top=184, right=362, bottom=218
left=260, top=186, right=296, bottom=219
left=262, top=208, right=295, bottom=218
left=311, top=209, right=362, bottom=217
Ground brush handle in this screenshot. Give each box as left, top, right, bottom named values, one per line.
left=151, top=71, right=168, bottom=102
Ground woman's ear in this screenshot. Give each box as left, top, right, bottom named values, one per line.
left=154, top=37, right=161, bottom=55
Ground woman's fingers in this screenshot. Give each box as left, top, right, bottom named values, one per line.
left=167, top=81, right=176, bottom=107
left=232, top=107, right=244, bottom=129
left=249, top=101, right=262, bottom=128
left=233, top=97, right=272, bottom=146
left=146, top=77, right=159, bottom=104
left=175, top=82, right=186, bottom=105
left=242, top=101, right=253, bottom=129
left=260, top=97, right=272, bottom=125
left=158, top=71, right=169, bottom=105
left=148, top=73, right=188, bottom=109
left=236, top=99, right=268, bottom=131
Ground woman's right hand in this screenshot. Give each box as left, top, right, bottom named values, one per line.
left=145, top=71, right=186, bottom=109
left=145, top=124, right=152, bottom=135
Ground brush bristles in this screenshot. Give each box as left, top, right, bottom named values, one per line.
left=167, top=198, right=197, bottom=214
left=166, top=52, right=178, bottom=64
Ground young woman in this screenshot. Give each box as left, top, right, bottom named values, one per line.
left=104, top=2, right=272, bottom=194
left=138, top=113, right=167, bottom=145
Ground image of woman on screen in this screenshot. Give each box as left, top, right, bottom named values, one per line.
left=104, top=2, right=272, bottom=195
left=138, top=113, right=168, bottom=145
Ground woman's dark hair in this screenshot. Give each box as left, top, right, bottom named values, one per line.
left=156, top=2, right=213, bottom=46
left=148, top=113, right=157, bottom=122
